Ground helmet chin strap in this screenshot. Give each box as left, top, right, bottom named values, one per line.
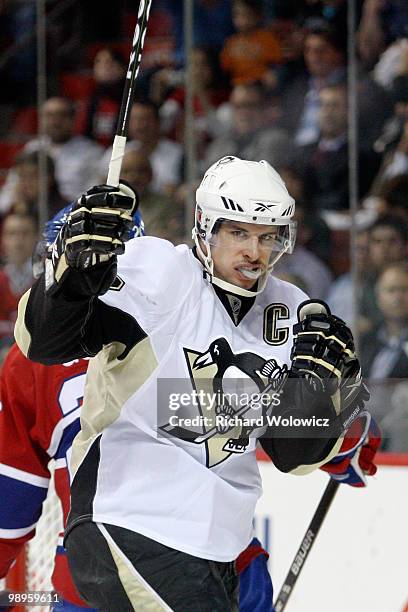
left=210, top=273, right=266, bottom=297
left=193, top=228, right=288, bottom=297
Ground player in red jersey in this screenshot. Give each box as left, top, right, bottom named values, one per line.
left=0, top=344, right=94, bottom=610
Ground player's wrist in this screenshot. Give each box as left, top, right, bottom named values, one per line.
left=45, top=251, right=117, bottom=299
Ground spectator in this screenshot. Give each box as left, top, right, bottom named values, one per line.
left=358, top=0, right=408, bottom=69
left=7, top=151, right=67, bottom=220
left=0, top=212, right=37, bottom=344
left=283, top=23, right=346, bottom=146
left=156, top=45, right=230, bottom=154
left=282, top=22, right=391, bottom=147
left=370, top=174, right=408, bottom=220
left=0, top=97, right=103, bottom=214
left=220, top=0, right=282, bottom=86
left=120, top=149, right=184, bottom=244
left=204, top=81, right=292, bottom=170
left=80, top=48, right=126, bottom=147
left=381, top=379, right=408, bottom=451
left=362, top=261, right=408, bottom=378
left=370, top=101, right=408, bottom=196
left=326, top=229, right=370, bottom=329
left=360, top=262, right=408, bottom=451
left=266, top=14, right=305, bottom=91
left=360, top=215, right=408, bottom=332
left=369, top=53, right=408, bottom=194
left=100, top=99, right=183, bottom=195
left=369, top=215, right=408, bottom=272
left=294, top=82, right=381, bottom=213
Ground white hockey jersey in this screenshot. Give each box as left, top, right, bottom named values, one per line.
left=68, top=237, right=308, bottom=562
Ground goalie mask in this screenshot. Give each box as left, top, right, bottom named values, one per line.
left=193, top=156, right=296, bottom=297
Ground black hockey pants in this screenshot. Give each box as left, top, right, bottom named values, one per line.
left=65, top=521, right=239, bottom=611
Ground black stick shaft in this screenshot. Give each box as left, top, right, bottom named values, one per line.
left=117, top=0, right=152, bottom=137
left=107, top=0, right=152, bottom=186
left=274, top=479, right=340, bottom=612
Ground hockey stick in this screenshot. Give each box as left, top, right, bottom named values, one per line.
left=107, top=0, right=153, bottom=187
left=274, top=479, right=340, bottom=611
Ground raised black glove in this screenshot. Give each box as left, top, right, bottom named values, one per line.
left=45, top=183, right=138, bottom=297
left=259, top=301, right=370, bottom=473
left=291, top=300, right=369, bottom=423
left=291, top=300, right=356, bottom=391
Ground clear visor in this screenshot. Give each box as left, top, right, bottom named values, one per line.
left=207, top=220, right=296, bottom=254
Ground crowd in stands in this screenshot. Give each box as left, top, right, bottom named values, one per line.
left=0, top=0, right=408, bottom=450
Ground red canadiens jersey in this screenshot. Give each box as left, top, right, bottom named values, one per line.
left=0, top=344, right=90, bottom=607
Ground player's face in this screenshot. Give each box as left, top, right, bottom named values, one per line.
left=210, top=221, right=279, bottom=290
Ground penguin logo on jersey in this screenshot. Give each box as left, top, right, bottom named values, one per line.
left=161, top=338, right=288, bottom=468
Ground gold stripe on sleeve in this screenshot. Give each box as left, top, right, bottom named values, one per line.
left=14, top=289, right=32, bottom=357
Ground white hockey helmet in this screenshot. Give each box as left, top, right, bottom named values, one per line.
left=193, top=156, right=296, bottom=296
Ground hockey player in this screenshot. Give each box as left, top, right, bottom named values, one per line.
left=0, top=345, right=95, bottom=611
left=14, top=157, right=379, bottom=611
left=0, top=202, right=273, bottom=612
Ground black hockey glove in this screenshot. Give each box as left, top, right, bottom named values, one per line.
left=291, top=300, right=369, bottom=427
left=45, top=183, right=138, bottom=297
left=259, top=301, right=370, bottom=473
